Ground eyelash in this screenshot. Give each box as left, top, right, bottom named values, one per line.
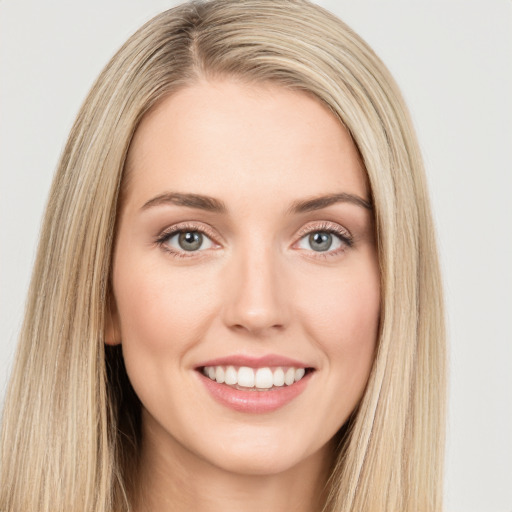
left=155, top=222, right=219, bottom=259
left=155, top=221, right=353, bottom=260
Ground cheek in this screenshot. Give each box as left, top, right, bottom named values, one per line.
left=299, top=259, right=380, bottom=384
left=112, top=251, right=219, bottom=359
left=111, top=251, right=224, bottom=425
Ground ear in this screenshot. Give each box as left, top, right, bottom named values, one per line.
left=105, top=294, right=121, bottom=346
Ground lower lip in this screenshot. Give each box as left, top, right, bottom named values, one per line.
left=197, top=371, right=313, bottom=413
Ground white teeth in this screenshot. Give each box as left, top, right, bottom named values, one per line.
left=255, top=368, right=273, bottom=389
left=225, top=366, right=237, bottom=385
left=237, top=366, right=255, bottom=387
left=215, top=366, right=225, bottom=384
left=272, top=367, right=285, bottom=387
left=284, top=367, right=295, bottom=386
left=202, top=365, right=309, bottom=389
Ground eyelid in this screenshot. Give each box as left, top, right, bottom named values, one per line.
left=157, top=221, right=219, bottom=240
left=295, top=220, right=352, bottom=242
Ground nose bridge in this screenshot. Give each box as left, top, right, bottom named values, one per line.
left=223, top=232, right=288, bottom=335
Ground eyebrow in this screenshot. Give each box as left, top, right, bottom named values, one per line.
left=141, top=192, right=227, bottom=213
left=141, top=191, right=372, bottom=214
left=287, top=192, right=372, bottom=214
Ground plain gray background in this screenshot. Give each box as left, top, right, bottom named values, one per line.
left=1, top=1, right=511, bottom=511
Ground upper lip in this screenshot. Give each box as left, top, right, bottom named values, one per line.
left=195, top=354, right=313, bottom=369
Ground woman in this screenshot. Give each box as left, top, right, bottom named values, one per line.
left=0, top=1, right=446, bottom=511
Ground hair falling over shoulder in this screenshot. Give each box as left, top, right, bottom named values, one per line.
left=0, top=1, right=445, bottom=511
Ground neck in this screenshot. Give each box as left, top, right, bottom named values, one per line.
left=132, top=415, right=335, bottom=512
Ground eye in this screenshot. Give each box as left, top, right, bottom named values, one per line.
left=168, top=231, right=214, bottom=252
left=295, top=223, right=353, bottom=255
left=156, top=224, right=217, bottom=257
left=297, top=231, right=343, bottom=252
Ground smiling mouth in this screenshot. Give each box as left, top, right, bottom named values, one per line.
left=199, top=365, right=315, bottom=391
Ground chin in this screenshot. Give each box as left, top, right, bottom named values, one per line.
left=194, top=431, right=328, bottom=478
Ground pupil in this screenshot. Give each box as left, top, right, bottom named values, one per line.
left=309, top=232, right=332, bottom=252
left=178, top=231, right=202, bottom=251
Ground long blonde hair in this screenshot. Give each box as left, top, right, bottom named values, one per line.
left=0, top=1, right=445, bottom=511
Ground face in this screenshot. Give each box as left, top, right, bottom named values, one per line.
left=109, top=79, right=380, bottom=477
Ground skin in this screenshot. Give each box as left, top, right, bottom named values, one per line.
left=108, top=79, right=381, bottom=512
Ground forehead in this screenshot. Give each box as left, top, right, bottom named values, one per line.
left=123, top=79, right=368, bottom=209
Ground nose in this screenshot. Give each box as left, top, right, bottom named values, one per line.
left=222, top=241, right=289, bottom=337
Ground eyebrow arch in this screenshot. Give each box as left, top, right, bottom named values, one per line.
left=287, top=192, right=372, bottom=214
